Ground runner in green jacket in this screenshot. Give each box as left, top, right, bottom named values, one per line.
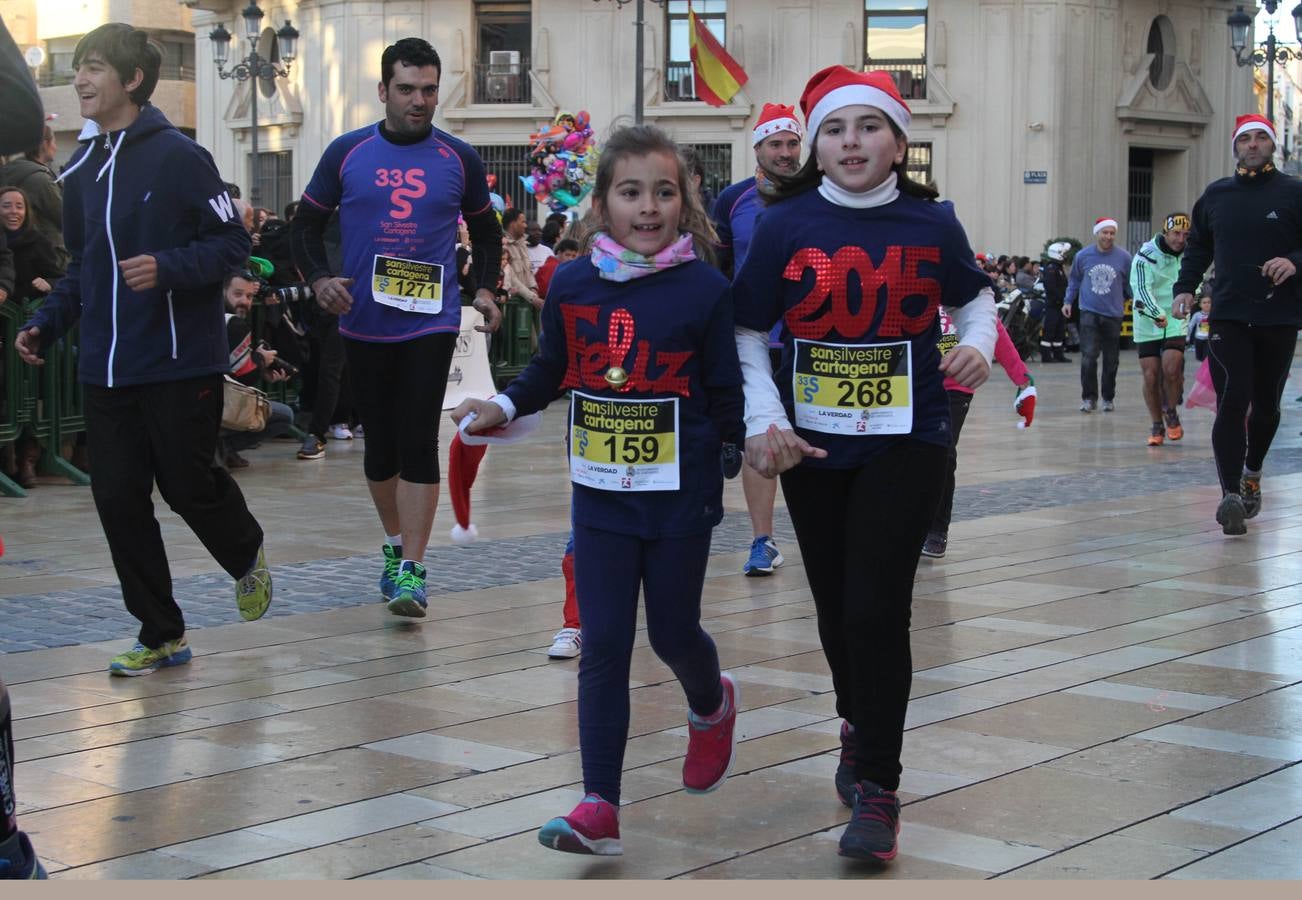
left=1131, top=213, right=1190, bottom=446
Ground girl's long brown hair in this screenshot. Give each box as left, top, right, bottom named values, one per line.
left=578, top=124, right=718, bottom=266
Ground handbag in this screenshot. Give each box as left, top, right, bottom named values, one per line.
left=221, top=375, right=270, bottom=432
left=1187, top=357, right=1218, bottom=413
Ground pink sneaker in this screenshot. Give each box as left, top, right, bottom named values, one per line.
left=682, top=672, right=739, bottom=793
left=537, top=793, right=622, bottom=855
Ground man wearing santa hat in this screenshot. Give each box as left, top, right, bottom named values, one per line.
left=1063, top=215, right=1132, bottom=412
left=1172, top=113, right=1302, bottom=536
left=711, top=102, right=804, bottom=577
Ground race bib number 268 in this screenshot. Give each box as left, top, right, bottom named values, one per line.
left=792, top=338, right=913, bottom=435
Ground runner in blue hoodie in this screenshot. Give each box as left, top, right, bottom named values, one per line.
left=15, top=23, right=272, bottom=675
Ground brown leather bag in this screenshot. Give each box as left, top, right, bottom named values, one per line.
left=221, top=375, right=270, bottom=432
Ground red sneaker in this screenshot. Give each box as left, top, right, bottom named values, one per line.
left=682, top=672, right=739, bottom=794
left=537, top=793, right=622, bottom=855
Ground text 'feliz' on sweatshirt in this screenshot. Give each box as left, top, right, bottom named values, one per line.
left=502, top=256, right=743, bottom=540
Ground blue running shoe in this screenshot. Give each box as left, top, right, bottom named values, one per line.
left=387, top=560, right=428, bottom=618
left=743, top=535, right=783, bottom=576
left=0, top=832, right=47, bottom=879
left=839, top=781, right=901, bottom=862
left=108, top=636, right=192, bottom=676
left=537, top=794, right=622, bottom=856
left=380, top=543, right=402, bottom=602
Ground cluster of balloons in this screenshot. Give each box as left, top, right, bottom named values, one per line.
left=520, top=110, right=599, bottom=212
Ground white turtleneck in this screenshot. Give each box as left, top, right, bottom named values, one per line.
left=735, top=174, right=997, bottom=439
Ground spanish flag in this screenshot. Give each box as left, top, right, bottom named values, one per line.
left=689, top=7, right=747, bottom=106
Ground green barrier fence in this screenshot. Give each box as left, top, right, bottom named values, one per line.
left=489, top=295, right=539, bottom=390
left=1, top=298, right=90, bottom=498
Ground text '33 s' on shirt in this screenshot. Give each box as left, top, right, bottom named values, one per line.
left=298, top=122, right=494, bottom=342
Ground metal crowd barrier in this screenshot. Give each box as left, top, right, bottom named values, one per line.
left=0, top=298, right=90, bottom=498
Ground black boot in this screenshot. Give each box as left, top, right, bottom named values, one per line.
left=1054, top=345, right=1072, bottom=363
left=1040, top=345, right=1054, bottom=363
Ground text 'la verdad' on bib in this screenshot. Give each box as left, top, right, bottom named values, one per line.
left=569, top=391, right=679, bottom=492
left=791, top=338, right=913, bottom=435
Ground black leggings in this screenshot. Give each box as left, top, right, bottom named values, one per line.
left=344, top=332, right=457, bottom=484
left=1207, top=320, right=1298, bottom=494
left=2, top=677, right=16, bottom=838
left=781, top=440, right=946, bottom=791
left=931, top=390, right=972, bottom=535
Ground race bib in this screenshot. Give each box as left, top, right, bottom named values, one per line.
left=569, top=391, right=679, bottom=492
left=792, top=338, right=913, bottom=435
left=372, top=254, right=444, bottom=314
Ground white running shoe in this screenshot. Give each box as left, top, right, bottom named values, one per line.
left=548, top=627, right=582, bottom=659
left=327, top=424, right=353, bottom=440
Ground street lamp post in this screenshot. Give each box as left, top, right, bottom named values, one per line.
left=594, top=0, right=665, bottom=124
left=1228, top=1, right=1302, bottom=128
left=209, top=3, right=299, bottom=207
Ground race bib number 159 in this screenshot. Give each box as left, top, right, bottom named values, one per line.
left=570, top=392, right=680, bottom=492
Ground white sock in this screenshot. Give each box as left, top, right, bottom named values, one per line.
left=384, top=534, right=402, bottom=547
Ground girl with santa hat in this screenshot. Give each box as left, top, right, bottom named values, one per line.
left=732, top=65, right=996, bottom=862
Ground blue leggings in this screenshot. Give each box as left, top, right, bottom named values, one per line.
left=573, top=523, right=723, bottom=805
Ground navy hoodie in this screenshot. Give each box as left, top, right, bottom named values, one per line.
left=25, top=105, right=250, bottom=387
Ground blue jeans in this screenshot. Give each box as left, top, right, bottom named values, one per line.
left=1079, top=311, right=1122, bottom=402
left=223, top=400, right=294, bottom=451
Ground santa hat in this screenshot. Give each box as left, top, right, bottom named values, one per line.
left=447, top=432, right=487, bottom=544
left=753, top=103, right=803, bottom=146
left=800, top=66, right=911, bottom=140
left=446, top=409, right=544, bottom=543
left=1232, top=113, right=1276, bottom=151
left=1014, top=383, right=1037, bottom=429
left=1092, top=217, right=1118, bottom=235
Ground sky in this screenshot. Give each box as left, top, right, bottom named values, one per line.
left=1258, top=3, right=1299, bottom=44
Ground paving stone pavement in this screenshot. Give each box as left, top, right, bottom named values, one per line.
left=6, top=445, right=1302, bottom=653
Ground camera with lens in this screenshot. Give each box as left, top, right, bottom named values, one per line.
left=262, top=283, right=314, bottom=304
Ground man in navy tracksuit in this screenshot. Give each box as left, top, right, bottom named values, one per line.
left=16, top=24, right=272, bottom=675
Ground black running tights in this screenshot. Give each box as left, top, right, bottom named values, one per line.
left=780, top=440, right=946, bottom=791
left=1207, top=320, right=1298, bottom=494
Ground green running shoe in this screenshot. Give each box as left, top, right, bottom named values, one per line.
left=236, top=545, right=273, bottom=621
left=108, top=635, right=192, bottom=676
left=387, top=560, right=428, bottom=619
left=380, top=543, right=402, bottom=602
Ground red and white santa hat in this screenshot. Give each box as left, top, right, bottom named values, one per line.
left=1092, top=216, right=1118, bottom=235
left=800, top=65, right=911, bottom=140
left=752, top=102, right=803, bottom=146
left=1232, top=113, right=1276, bottom=151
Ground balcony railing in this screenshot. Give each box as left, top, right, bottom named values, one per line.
left=39, top=63, right=196, bottom=87
left=863, top=59, right=927, bottom=101
left=664, top=61, right=699, bottom=101
left=473, top=59, right=532, bottom=104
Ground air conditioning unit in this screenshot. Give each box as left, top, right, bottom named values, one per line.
left=485, top=74, right=518, bottom=101
left=489, top=50, right=520, bottom=75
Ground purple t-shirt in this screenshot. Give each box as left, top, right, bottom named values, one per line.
left=300, top=123, right=493, bottom=341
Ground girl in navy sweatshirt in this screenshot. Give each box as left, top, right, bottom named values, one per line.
left=452, top=125, right=744, bottom=857
left=733, top=66, right=996, bottom=863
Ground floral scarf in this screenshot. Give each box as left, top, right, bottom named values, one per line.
left=590, top=232, right=697, bottom=282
